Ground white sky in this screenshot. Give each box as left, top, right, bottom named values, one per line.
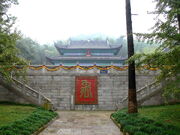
left=9, top=0, right=156, bottom=44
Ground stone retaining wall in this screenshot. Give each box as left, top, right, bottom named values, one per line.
left=22, top=68, right=161, bottom=110
left=0, top=84, right=30, bottom=104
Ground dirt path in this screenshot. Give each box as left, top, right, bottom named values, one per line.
left=39, top=111, right=122, bottom=135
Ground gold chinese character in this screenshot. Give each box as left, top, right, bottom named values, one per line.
left=80, top=80, right=92, bottom=98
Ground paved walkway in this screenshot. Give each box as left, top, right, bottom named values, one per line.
left=39, top=111, right=122, bottom=135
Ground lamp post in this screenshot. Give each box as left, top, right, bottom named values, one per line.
left=125, top=0, right=138, bottom=113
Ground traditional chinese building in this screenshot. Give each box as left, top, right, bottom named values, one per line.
left=46, top=40, right=126, bottom=66
left=0, top=39, right=161, bottom=110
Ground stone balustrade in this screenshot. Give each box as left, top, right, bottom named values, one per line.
left=12, top=78, right=53, bottom=110
left=115, top=81, right=163, bottom=109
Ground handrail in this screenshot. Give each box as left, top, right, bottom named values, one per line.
left=10, top=77, right=54, bottom=110
left=0, top=74, right=54, bottom=110
left=137, top=81, right=158, bottom=93
left=12, top=78, right=52, bottom=103
left=121, top=81, right=158, bottom=103
left=115, top=81, right=162, bottom=109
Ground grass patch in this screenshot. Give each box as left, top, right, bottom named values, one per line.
left=139, top=104, right=180, bottom=128
left=0, top=104, right=36, bottom=126
left=111, top=104, right=180, bottom=135
left=0, top=102, right=57, bottom=135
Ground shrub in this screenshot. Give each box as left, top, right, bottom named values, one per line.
left=111, top=111, right=180, bottom=135
left=0, top=107, right=57, bottom=135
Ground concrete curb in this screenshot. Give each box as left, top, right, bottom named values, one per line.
left=32, top=114, right=59, bottom=135
left=110, top=115, right=130, bottom=135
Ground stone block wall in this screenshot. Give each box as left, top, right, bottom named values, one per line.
left=22, top=68, right=160, bottom=110
left=0, top=84, right=30, bottom=104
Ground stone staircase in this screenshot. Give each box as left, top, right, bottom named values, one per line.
left=115, top=81, right=163, bottom=109
left=0, top=77, right=54, bottom=110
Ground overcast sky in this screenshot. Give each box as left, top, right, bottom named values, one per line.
left=9, top=0, right=157, bottom=44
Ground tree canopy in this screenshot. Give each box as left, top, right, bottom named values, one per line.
left=0, top=0, right=27, bottom=80
left=130, top=0, right=180, bottom=100
left=16, top=37, right=59, bottom=64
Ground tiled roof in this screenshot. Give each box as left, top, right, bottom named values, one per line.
left=55, top=40, right=121, bottom=49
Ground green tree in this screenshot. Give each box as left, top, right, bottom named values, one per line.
left=41, top=44, right=58, bottom=57
left=0, top=0, right=27, bottom=80
left=130, top=0, right=180, bottom=100
left=16, top=37, right=42, bottom=64
left=17, top=37, right=59, bottom=65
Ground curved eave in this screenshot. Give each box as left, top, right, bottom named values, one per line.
left=55, top=44, right=122, bottom=50
left=46, top=56, right=127, bottom=61
left=55, top=44, right=122, bottom=55
left=46, top=56, right=54, bottom=64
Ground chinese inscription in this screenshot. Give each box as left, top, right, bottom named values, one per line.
left=80, top=80, right=92, bottom=98
left=75, top=76, right=98, bottom=104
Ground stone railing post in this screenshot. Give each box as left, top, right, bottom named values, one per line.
left=147, top=82, right=150, bottom=95
left=38, top=92, right=41, bottom=105
left=22, top=82, right=26, bottom=94
left=43, top=99, right=52, bottom=110
left=70, top=95, right=74, bottom=110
